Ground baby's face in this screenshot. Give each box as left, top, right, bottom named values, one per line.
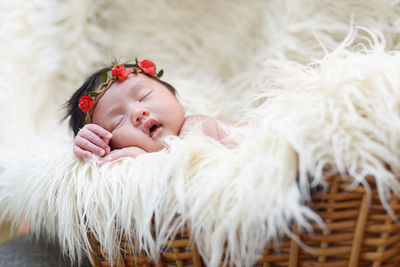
left=91, top=74, right=185, bottom=152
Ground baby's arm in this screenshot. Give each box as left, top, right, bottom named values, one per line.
left=74, top=124, right=146, bottom=165
left=98, top=146, right=146, bottom=166
left=180, top=115, right=240, bottom=147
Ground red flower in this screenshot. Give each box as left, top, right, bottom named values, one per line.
left=79, top=95, right=95, bottom=112
left=111, top=65, right=131, bottom=82
left=138, top=59, right=155, bottom=76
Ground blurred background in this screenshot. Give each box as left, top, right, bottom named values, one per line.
left=0, top=219, right=19, bottom=244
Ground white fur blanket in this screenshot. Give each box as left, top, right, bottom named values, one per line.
left=0, top=1, right=400, bottom=266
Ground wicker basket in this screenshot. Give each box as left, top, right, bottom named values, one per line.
left=87, top=175, right=400, bottom=266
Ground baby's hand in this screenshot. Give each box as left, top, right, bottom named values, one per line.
left=98, top=147, right=146, bottom=166
left=73, top=124, right=112, bottom=158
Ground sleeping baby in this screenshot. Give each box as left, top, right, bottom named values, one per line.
left=65, top=59, right=239, bottom=165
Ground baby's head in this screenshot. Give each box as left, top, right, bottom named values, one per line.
left=66, top=61, right=185, bottom=152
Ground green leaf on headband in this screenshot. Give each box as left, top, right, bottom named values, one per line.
left=101, top=70, right=107, bottom=83
left=157, top=69, right=164, bottom=78
left=111, top=61, right=117, bottom=66
left=86, top=91, right=99, bottom=97
left=107, top=71, right=113, bottom=78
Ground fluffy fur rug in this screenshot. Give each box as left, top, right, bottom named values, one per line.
left=1, top=0, right=400, bottom=266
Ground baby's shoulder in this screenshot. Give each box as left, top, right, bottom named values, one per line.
left=179, top=115, right=218, bottom=137
left=182, top=114, right=210, bottom=125
left=179, top=115, right=241, bottom=148
left=180, top=115, right=206, bottom=133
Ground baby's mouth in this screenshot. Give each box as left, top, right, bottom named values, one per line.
left=149, top=124, right=161, bottom=137
left=144, top=119, right=162, bottom=138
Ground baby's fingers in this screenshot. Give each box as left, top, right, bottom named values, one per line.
left=98, top=153, right=124, bottom=166
left=78, top=127, right=111, bottom=152
left=98, top=147, right=146, bottom=166
left=75, top=136, right=107, bottom=157
left=85, top=124, right=113, bottom=143
left=98, top=151, right=131, bottom=166
left=98, top=154, right=116, bottom=167
left=73, top=145, right=92, bottom=158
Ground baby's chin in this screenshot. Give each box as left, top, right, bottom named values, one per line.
left=146, top=141, right=167, bottom=152
left=110, top=136, right=168, bottom=153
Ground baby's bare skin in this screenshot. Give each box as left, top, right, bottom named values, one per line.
left=74, top=115, right=235, bottom=166
left=73, top=73, right=239, bottom=165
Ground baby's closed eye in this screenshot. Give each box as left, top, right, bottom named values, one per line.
left=110, top=115, right=125, bottom=132
left=137, top=89, right=152, bottom=102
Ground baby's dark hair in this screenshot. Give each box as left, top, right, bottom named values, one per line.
left=64, top=63, right=177, bottom=136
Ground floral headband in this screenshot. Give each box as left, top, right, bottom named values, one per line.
left=78, top=58, right=164, bottom=124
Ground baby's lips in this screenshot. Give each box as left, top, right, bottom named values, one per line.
left=143, top=118, right=161, bottom=136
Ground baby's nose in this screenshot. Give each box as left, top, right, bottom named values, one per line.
left=132, top=108, right=149, bottom=126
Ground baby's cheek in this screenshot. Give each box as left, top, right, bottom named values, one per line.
left=110, top=130, right=142, bottom=150
left=109, top=134, right=123, bottom=150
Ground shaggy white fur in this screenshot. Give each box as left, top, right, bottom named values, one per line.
left=0, top=1, right=400, bottom=266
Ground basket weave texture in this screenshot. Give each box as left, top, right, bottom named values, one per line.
left=87, top=175, right=400, bottom=267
